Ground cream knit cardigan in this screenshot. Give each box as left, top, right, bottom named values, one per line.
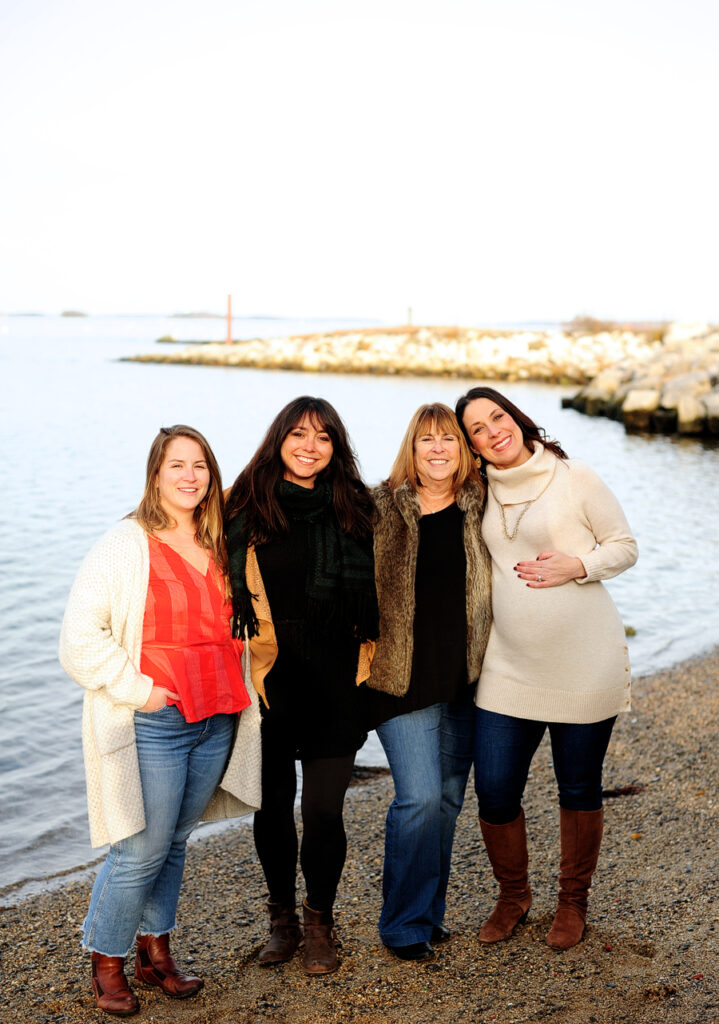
left=59, top=518, right=262, bottom=848
left=478, top=444, right=638, bottom=724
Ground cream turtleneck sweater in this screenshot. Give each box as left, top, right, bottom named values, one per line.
left=477, top=443, right=638, bottom=724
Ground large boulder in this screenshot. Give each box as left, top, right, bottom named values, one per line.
left=622, top=389, right=661, bottom=432
left=677, top=394, right=707, bottom=435
left=660, top=371, right=712, bottom=410
left=580, top=369, right=629, bottom=416
left=664, top=322, right=711, bottom=344
left=702, top=390, right=719, bottom=435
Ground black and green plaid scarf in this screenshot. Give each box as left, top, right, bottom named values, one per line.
left=227, top=480, right=378, bottom=644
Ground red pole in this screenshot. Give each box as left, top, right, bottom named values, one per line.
left=226, top=294, right=232, bottom=344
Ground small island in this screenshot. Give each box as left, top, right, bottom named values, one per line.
left=129, top=320, right=664, bottom=385
left=125, top=319, right=719, bottom=438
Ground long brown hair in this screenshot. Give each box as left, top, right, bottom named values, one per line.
left=455, top=387, right=568, bottom=473
left=387, top=403, right=478, bottom=493
left=131, top=425, right=227, bottom=574
left=225, top=396, right=373, bottom=543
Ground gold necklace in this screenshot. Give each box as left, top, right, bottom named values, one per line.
left=487, top=466, right=555, bottom=541
left=418, top=489, right=454, bottom=515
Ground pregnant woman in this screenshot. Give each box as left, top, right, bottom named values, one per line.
left=60, top=425, right=260, bottom=1016
left=456, top=386, right=638, bottom=950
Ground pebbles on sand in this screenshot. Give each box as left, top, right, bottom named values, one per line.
left=2, top=649, right=717, bottom=1023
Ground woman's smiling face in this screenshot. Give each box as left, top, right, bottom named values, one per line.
left=280, top=413, right=334, bottom=488
left=155, top=436, right=210, bottom=516
left=461, top=397, right=531, bottom=470
left=413, top=422, right=461, bottom=488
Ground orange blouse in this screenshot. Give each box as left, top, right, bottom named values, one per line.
left=140, top=536, right=250, bottom=723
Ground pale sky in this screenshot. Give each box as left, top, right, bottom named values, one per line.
left=1, top=0, right=717, bottom=323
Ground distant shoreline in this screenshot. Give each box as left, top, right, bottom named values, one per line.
left=125, top=322, right=664, bottom=386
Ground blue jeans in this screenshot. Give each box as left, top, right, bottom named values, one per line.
left=83, top=705, right=235, bottom=956
left=474, top=708, right=617, bottom=825
left=375, top=699, right=475, bottom=946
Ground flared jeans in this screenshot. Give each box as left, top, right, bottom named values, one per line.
left=82, top=705, right=235, bottom=957
left=375, top=699, right=475, bottom=946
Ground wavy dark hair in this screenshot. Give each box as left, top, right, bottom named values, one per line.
left=225, top=396, right=374, bottom=543
left=455, top=386, right=568, bottom=473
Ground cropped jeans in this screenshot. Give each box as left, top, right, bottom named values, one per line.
left=375, top=698, right=475, bottom=946
left=83, top=705, right=235, bottom=957
left=474, top=708, right=617, bottom=825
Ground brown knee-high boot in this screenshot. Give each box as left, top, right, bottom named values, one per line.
left=546, top=807, right=604, bottom=950
left=478, top=809, right=533, bottom=942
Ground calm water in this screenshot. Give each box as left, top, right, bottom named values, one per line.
left=2, top=314, right=718, bottom=902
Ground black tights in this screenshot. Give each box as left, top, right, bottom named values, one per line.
left=253, top=744, right=355, bottom=912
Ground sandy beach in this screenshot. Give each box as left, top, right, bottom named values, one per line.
left=2, top=647, right=717, bottom=1024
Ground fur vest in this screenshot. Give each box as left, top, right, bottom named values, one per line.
left=367, top=478, right=492, bottom=697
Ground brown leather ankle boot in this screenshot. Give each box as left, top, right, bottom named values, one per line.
left=546, top=807, right=604, bottom=950
left=479, top=810, right=533, bottom=942
left=91, top=953, right=139, bottom=1016
left=134, top=933, right=204, bottom=998
left=258, top=900, right=302, bottom=965
left=302, top=900, right=338, bottom=974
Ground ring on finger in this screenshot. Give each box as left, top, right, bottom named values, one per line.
left=537, top=574, right=543, bottom=582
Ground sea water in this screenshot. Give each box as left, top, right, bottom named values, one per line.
left=1, top=314, right=717, bottom=901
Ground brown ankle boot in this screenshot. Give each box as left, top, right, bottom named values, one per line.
left=302, top=900, right=338, bottom=974
left=134, top=933, right=204, bottom=998
left=91, top=953, right=139, bottom=1016
left=546, top=807, right=604, bottom=950
left=258, top=900, right=302, bottom=965
left=479, top=810, right=533, bottom=943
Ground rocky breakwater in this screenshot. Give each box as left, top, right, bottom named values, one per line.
left=565, top=323, right=719, bottom=437
left=128, top=324, right=659, bottom=384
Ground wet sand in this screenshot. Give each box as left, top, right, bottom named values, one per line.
left=2, top=648, right=717, bottom=1023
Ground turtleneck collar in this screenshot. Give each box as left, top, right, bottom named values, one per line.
left=486, top=442, right=558, bottom=505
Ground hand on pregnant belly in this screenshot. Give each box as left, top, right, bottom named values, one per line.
left=513, top=550, right=587, bottom=588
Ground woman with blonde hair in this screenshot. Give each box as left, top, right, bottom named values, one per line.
left=60, top=425, right=260, bottom=1016
left=366, top=403, right=492, bottom=961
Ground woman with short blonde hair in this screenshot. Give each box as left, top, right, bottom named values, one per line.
left=366, top=403, right=492, bottom=961
left=387, top=403, right=477, bottom=492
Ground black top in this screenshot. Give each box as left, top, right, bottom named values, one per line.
left=255, top=516, right=367, bottom=758
left=256, top=519, right=309, bottom=641
left=367, top=501, right=470, bottom=728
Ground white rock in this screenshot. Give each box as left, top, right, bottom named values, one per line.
left=677, top=394, right=707, bottom=435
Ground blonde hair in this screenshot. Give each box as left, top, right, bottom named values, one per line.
left=387, top=403, right=478, bottom=492
left=131, top=425, right=227, bottom=577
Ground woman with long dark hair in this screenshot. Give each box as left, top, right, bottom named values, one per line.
left=60, top=425, right=260, bottom=1016
left=225, top=397, right=378, bottom=975
left=456, top=386, right=637, bottom=950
